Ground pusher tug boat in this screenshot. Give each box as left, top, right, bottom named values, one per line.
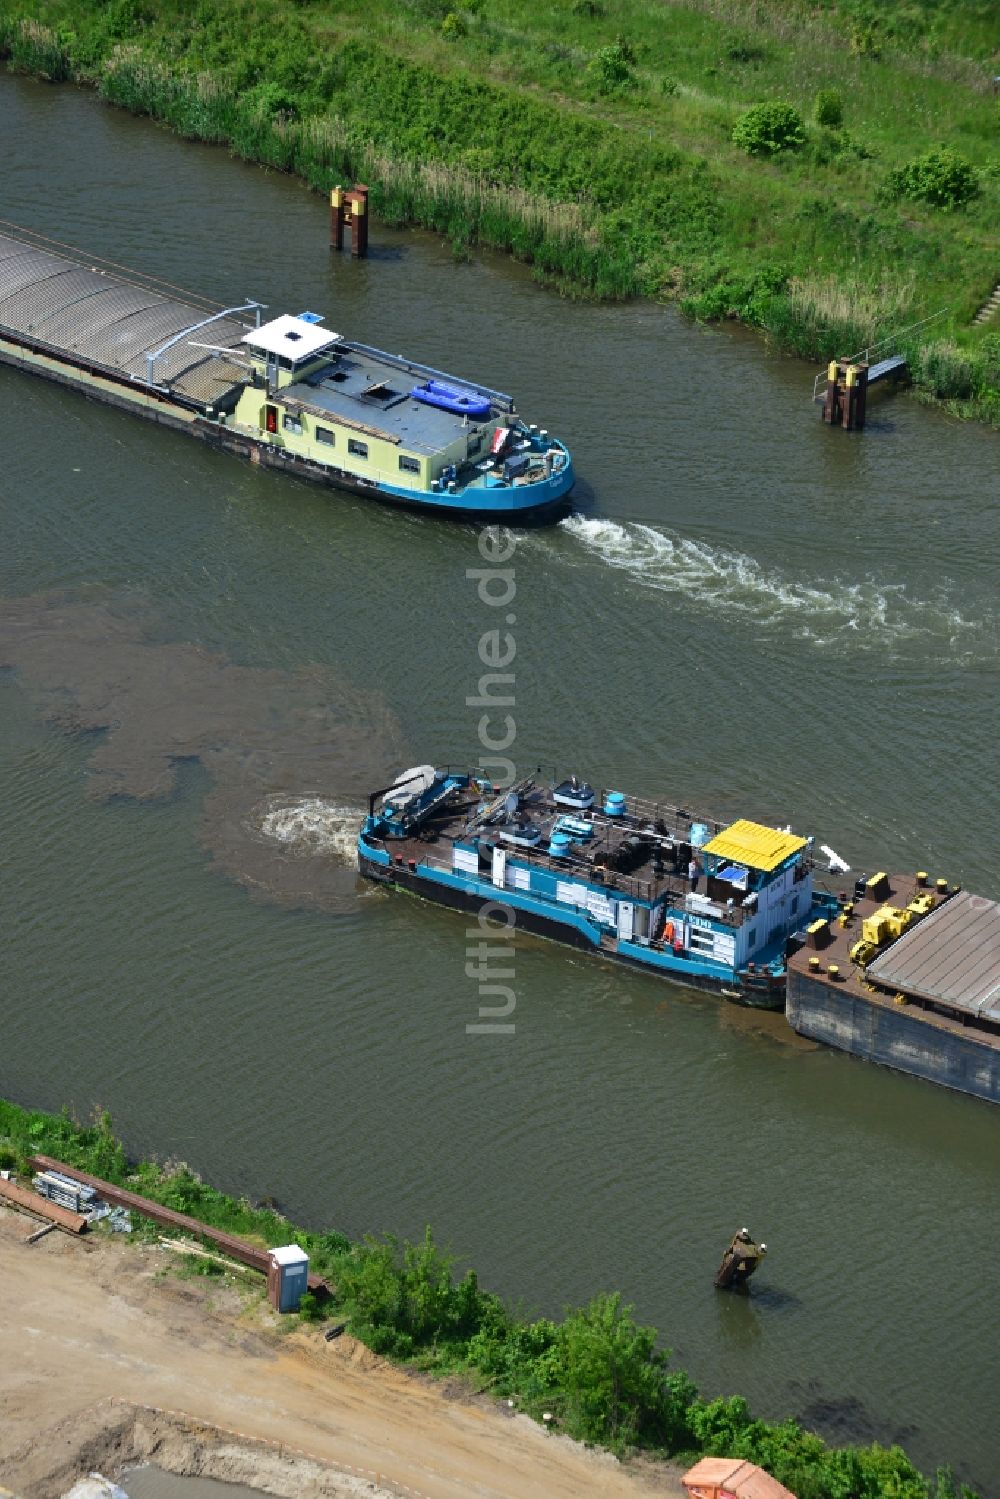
left=358, top=767, right=841, bottom=1007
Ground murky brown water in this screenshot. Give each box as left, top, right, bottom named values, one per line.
left=0, top=592, right=401, bottom=909
left=124, top=1469, right=259, bottom=1499
left=2, top=72, right=999, bottom=1489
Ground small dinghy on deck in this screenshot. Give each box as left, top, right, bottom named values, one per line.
left=410, top=379, right=492, bottom=420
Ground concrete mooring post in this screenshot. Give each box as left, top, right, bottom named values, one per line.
left=329, top=183, right=370, bottom=258
left=823, top=357, right=869, bottom=430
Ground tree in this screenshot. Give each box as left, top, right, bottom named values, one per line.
left=557, top=1292, right=674, bottom=1450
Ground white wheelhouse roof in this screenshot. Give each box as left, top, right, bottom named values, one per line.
left=242, top=314, right=341, bottom=361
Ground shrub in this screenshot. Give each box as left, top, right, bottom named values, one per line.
left=682, top=261, right=789, bottom=323
left=809, top=129, right=873, bottom=168
left=589, top=42, right=636, bottom=94
left=886, top=148, right=979, bottom=210
left=725, top=35, right=766, bottom=64
left=0, top=1146, right=16, bottom=1172
left=732, top=102, right=805, bottom=157
left=979, top=333, right=1000, bottom=385
left=814, top=88, right=843, bottom=127
left=556, top=1292, right=695, bottom=1453
left=298, top=1291, right=322, bottom=1321
left=335, top=1227, right=494, bottom=1354
left=191, top=1256, right=224, bottom=1277
left=441, top=12, right=467, bottom=40
left=466, top=1314, right=559, bottom=1397
left=659, top=75, right=679, bottom=96
left=572, top=0, right=605, bottom=14
left=849, top=21, right=881, bottom=57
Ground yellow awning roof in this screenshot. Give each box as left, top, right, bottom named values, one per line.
left=701, top=819, right=807, bottom=872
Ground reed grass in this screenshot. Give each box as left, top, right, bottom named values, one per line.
left=2, top=16, right=69, bottom=79
left=778, top=272, right=917, bottom=355
left=96, top=43, right=644, bottom=298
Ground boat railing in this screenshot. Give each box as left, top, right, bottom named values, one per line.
left=347, top=341, right=515, bottom=413
left=390, top=845, right=754, bottom=931
left=599, top=789, right=729, bottom=840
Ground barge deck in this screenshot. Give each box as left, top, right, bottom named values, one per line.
left=786, top=875, right=1000, bottom=1102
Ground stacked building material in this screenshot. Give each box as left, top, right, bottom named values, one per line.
left=32, top=1169, right=98, bottom=1216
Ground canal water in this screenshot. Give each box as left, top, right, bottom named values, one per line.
left=2, top=73, right=999, bottom=1488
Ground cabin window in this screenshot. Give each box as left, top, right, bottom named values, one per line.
left=398, top=455, right=420, bottom=474
left=747, top=926, right=757, bottom=946
left=348, top=439, right=368, bottom=459
left=468, top=435, right=483, bottom=457
left=316, top=426, right=335, bottom=447
left=282, top=413, right=304, bottom=436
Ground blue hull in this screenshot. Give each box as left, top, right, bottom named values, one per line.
left=208, top=421, right=575, bottom=525
left=359, top=846, right=785, bottom=1008
left=376, top=458, right=576, bottom=523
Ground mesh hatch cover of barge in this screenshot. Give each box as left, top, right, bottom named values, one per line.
left=0, top=227, right=256, bottom=407
left=0, top=224, right=574, bottom=522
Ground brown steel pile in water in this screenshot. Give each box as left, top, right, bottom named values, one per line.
left=0, top=590, right=406, bottom=910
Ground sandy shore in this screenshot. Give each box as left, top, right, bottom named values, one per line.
left=0, top=1206, right=681, bottom=1498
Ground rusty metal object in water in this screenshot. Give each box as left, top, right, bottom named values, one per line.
left=714, top=1227, right=766, bottom=1291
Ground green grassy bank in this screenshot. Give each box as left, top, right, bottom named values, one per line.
left=1, top=0, right=998, bottom=424
left=0, top=1097, right=982, bottom=1498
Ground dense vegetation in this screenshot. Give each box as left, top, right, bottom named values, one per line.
left=0, top=1098, right=982, bottom=1498
left=0, top=0, right=998, bottom=422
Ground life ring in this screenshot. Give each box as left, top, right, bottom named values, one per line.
left=664, top=920, right=675, bottom=944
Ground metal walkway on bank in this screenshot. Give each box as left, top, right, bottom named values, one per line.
left=867, top=354, right=908, bottom=384
left=809, top=310, right=949, bottom=413
left=0, top=225, right=261, bottom=409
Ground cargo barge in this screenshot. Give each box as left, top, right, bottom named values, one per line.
left=0, top=228, right=573, bottom=522
left=359, top=768, right=1000, bottom=1102
left=358, top=766, right=842, bottom=1006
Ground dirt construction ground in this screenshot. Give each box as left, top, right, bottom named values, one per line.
left=0, top=1206, right=682, bottom=1499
